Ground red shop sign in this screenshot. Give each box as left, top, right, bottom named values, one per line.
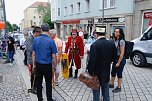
left=61, top=20, right=80, bottom=24
left=144, top=12, right=152, bottom=18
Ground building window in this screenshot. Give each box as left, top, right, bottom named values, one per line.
left=85, top=0, right=90, bottom=12
left=58, top=8, right=60, bottom=16
left=70, top=5, right=73, bottom=15
left=39, top=16, right=41, bottom=18
left=34, top=22, right=36, bottom=25
left=104, top=0, right=107, bottom=8
left=100, top=0, right=115, bottom=9
left=64, top=6, right=67, bottom=16
left=77, top=2, right=80, bottom=13
left=110, top=0, right=115, bottom=7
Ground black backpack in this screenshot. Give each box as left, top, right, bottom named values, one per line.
left=118, top=40, right=134, bottom=59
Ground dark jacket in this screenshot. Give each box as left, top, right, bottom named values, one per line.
left=87, top=37, right=117, bottom=82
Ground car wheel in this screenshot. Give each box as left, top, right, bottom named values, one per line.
left=132, top=53, right=146, bottom=67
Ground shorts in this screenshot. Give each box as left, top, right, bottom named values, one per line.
left=52, top=63, right=61, bottom=73
left=56, top=63, right=61, bottom=73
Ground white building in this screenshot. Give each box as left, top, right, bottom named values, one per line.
left=51, top=0, right=134, bottom=40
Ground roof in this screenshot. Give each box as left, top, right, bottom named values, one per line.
left=28, top=1, right=48, bottom=8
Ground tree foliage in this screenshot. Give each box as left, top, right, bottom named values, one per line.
left=37, top=2, right=54, bottom=29
left=6, top=21, right=19, bottom=32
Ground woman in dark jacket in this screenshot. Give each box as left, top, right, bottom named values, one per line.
left=6, top=36, right=16, bottom=65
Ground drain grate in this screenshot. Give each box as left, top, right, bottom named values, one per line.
left=0, top=76, right=3, bottom=83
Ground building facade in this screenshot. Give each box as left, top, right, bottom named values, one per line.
left=51, top=0, right=134, bottom=40
left=22, top=2, right=47, bottom=33
left=133, top=0, right=152, bottom=39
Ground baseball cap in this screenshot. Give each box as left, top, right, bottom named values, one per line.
left=41, top=23, right=50, bottom=32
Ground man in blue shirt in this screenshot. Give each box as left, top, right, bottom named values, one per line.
left=32, top=23, right=57, bottom=101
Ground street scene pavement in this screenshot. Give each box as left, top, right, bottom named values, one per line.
left=0, top=48, right=152, bottom=101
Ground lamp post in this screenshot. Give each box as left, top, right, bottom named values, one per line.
left=102, top=0, right=104, bottom=27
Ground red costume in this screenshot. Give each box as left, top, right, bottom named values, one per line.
left=65, top=36, right=84, bottom=69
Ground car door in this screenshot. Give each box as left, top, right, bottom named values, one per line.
left=141, top=27, right=152, bottom=63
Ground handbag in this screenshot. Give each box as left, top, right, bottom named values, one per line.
left=79, top=72, right=100, bottom=90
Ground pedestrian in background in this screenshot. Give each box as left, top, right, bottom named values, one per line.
left=85, top=30, right=97, bottom=70
left=26, top=26, right=41, bottom=94
left=32, top=23, right=57, bottom=101
left=6, top=36, right=16, bottom=65
left=87, top=27, right=117, bottom=101
left=49, top=29, right=62, bottom=86
left=109, top=28, right=126, bottom=93
left=65, top=28, right=84, bottom=78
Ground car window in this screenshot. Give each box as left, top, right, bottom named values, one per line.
left=142, top=28, right=152, bottom=40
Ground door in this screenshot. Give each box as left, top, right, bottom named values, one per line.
left=141, top=27, right=152, bottom=63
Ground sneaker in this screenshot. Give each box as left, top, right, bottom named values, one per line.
left=109, top=84, right=114, bottom=88
left=10, top=63, right=13, bottom=66
left=112, top=87, right=121, bottom=93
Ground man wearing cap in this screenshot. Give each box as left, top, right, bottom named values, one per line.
left=26, top=26, right=41, bottom=94
left=86, top=27, right=117, bottom=101
left=65, top=28, right=84, bottom=78
left=32, top=23, right=57, bottom=101
left=49, top=29, right=62, bottom=86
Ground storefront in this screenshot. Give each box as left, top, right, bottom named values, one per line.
left=94, top=17, right=127, bottom=39
left=142, top=11, right=152, bottom=33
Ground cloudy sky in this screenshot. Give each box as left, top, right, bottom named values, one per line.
left=5, top=0, right=48, bottom=25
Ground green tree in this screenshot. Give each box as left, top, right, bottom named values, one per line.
left=37, top=2, right=54, bottom=29
left=12, top=24, right=19, bottom=31
left=6, top=21, right=13, bottom=32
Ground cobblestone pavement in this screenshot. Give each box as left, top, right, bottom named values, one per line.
left=0, top=60, right=31, bottom=101
left=1, top=49, right=152, bottom=101
left=53, top=56, right=152, bottom=101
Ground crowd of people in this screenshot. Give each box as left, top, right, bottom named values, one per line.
left=0, top=23, right=127, bottom=101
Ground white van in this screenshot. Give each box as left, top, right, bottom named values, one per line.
left=130, top=26, right=152, bottom=67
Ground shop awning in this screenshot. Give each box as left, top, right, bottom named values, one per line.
left=61, top=20, right=80, bottom=24
left=0, top=22, right=5, bottom=29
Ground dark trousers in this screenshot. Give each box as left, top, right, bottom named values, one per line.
left=69, top=59, right=78, bottom=77
left=36, top=62, right=52, bottom=101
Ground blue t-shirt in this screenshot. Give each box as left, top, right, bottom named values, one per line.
left=32, top=34, right=57, bottom=64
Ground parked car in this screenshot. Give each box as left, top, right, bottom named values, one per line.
left=130, top=26, right=152, bottom=67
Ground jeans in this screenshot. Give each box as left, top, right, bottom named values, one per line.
left=8, top=51, right=15, bottom=63
left=93, top=81, right=110, bottom=101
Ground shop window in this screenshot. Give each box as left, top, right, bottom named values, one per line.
left=58, top=8, right=60, bottom=16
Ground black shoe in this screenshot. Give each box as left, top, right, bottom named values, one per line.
left=74, top=75, right=77, bottom=78
left=112, top=87, right=121, bottom=93
left=109, top=84, right=114, bottom=88
left=69, top=74, right=73, bottom=78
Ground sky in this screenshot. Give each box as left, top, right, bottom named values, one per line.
left=5, top=0, right=48, bottom=25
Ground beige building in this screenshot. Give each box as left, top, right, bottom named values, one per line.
left=23, top=1, right=48, bottom=32
left=133, top=0, right=152, bottom=39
